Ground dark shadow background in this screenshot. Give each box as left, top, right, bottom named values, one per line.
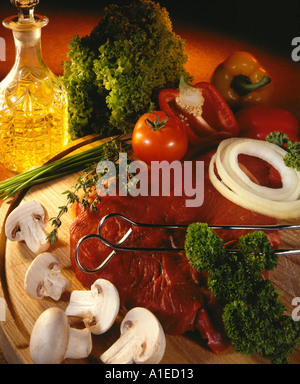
left=161, top=0, right=300, bottom=56
left=35, top=0, right=300, bottom=58
left=1, top=0, right=299, bottom=59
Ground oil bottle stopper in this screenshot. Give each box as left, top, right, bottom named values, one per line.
left=10, top=0, right=40, bottom=22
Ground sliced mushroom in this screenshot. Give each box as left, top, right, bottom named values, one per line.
left=5, top=201, right=49, bottom=254
left=24, top=252, right=71, bottom=301
left=30, top=307, right=92, bottom=364
left=65, top=278, right=120, bottom=335
left=100, top=307, right=166, bottom=364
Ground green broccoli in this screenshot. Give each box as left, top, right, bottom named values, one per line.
left=62, top=0, right=191, bottom=140
left=185, top=224, right=300, bottom=364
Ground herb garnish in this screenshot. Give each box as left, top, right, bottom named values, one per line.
left=266, top=131, right=300, bottom=171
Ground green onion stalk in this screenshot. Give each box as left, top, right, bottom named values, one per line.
left=0, top=137, right=132, bottom=200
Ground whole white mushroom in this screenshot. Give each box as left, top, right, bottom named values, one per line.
left=30, top=307, right=92, bottom=364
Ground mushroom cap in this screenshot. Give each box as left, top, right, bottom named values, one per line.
left=5, top=201, right=48, bottom=241
left=30, top=307, right=69, bottom=364
left=89, top=279, right=120, bottom=334
left=120, top=307, right=166, bottom=364
left=24, top=252, right=70, bottom=300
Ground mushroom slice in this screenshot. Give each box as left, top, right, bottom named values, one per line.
left=100, top=307, right=166, bottom=364
left=30, top=307, right=92, bottom=364
left=65, top=278, right=120, bottom=335
left=24, top=252, right=71, bottom=301
left=5, top=201, right=49, bottom=254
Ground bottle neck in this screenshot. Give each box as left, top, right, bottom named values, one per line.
left=12, top=28, right=45, bottom=69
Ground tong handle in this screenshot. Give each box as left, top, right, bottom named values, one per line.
left=75, top=213, right=300, bottom=274
left=99, top=213, right=300, bottom=232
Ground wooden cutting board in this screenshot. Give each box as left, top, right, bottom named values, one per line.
left=1, top=137, right=300, bottom=364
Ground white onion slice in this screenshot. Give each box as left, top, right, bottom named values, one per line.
left=209, top=138, right=300, bottom=219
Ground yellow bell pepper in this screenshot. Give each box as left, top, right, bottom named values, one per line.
left=211, top=51, right=273, bottom=109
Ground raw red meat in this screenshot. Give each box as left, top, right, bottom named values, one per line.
left=69, top=150, right=281, bottom=353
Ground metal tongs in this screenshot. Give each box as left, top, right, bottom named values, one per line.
left=75, top=213, right=300, bottom=274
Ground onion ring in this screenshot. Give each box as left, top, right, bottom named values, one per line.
left=209, top=138, right=300, bottom=219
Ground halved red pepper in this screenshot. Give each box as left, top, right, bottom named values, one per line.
left=159, top=78, right=239, bottom=149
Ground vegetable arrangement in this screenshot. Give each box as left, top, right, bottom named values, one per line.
left=2, top=0, right=300, bottom=366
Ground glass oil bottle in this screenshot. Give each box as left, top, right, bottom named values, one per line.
left=0, top=0, right=69, bottom=173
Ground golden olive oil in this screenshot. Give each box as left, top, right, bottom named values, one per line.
left=0, top=74, right=68, bottom=172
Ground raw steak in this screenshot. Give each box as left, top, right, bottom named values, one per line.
left=69, top=151, right=281, bottom=353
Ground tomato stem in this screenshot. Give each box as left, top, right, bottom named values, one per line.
left=145, top=111, right=169, bottom=131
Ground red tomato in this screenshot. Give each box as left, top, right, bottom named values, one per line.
left=236, top=106, right=300, bottom=142
left=132, top=111, right=188, bottom=165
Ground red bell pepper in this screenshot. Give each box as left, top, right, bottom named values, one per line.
left=159, top=78, right=239, bottom=149
left=236, top=106, right=300, bottom=142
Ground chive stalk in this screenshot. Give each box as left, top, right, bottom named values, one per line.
left=0, top=138, right=132, bottom=200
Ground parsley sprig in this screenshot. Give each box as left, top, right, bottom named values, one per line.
left=266, top=131, right=300, bottom=171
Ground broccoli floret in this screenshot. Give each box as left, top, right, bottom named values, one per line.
left=185, top=224, right=300, bottom=363
left=62, top=0, right=191, bottom=139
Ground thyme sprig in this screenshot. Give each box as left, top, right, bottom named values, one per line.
left=47, top=165, right=101, bottom=244
left=47, top=138, right=132, bottom=243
